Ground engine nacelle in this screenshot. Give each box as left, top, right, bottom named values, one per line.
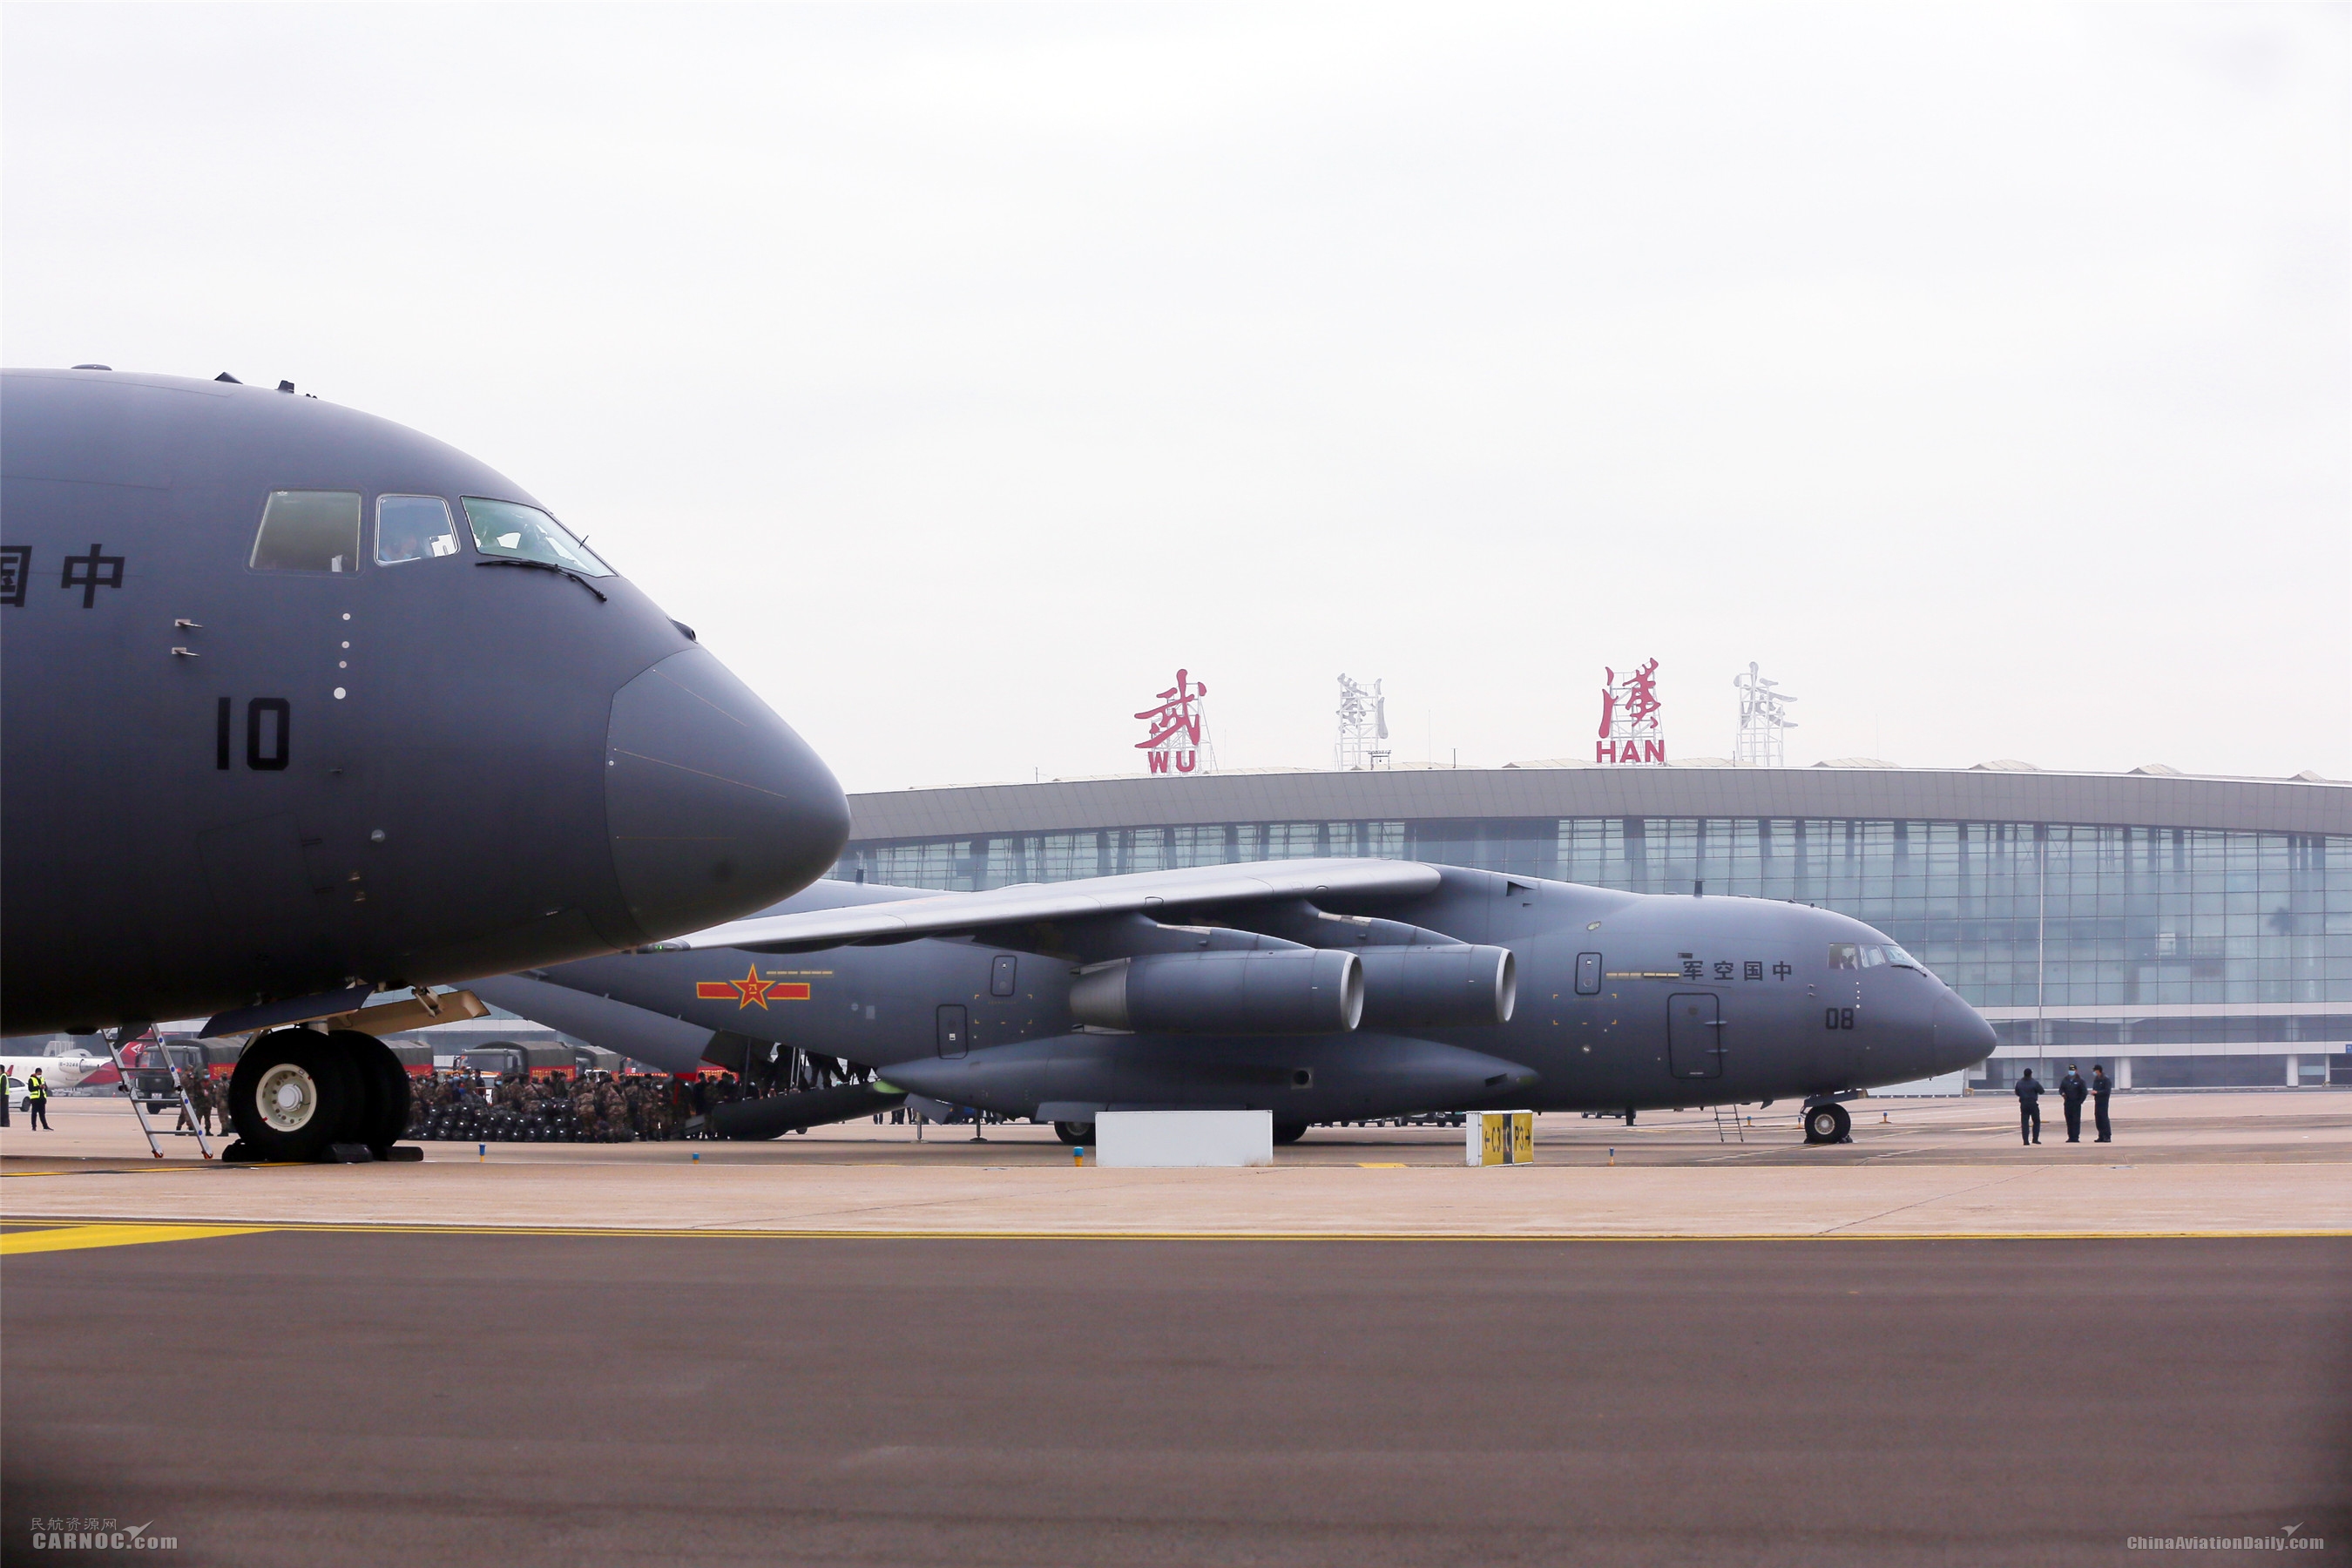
left=1068, top=950, right=1362, bottom=1035
left=1356, top=945, right=1517, bottom=1028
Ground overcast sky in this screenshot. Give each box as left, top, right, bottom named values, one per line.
left=6, top=3, right=2345, bottom=790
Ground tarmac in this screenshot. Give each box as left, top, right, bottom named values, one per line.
left=4, top=1091, right=2348, bottom=1565
left=3, top=1090, right=2347, bottom=1240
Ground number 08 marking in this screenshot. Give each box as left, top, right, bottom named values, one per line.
left=1824, top=1007, right=1855, bottom=1030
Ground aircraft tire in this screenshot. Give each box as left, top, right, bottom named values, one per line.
left=1803, top=1103, right=1849, bottom=1145
left=226, top=1031, right=360, bottom=1163
left=335, top=1031, right=414, bottom=1155
left=1271, top=1119, right=1309, bottom=1146
left=1052, top=1121, right=1094, bottom=1145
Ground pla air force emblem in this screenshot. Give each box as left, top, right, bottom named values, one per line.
left=696, top=964, right=813, bottom=1010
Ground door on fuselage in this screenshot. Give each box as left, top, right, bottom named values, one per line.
left=1667, top=992, right=1724, bottom=1079
left=936, top=1004, right=968, bottom=1058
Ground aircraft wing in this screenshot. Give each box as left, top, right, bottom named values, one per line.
left=465, top=975, right=719, bottom=1077
left=639, top=858, right=1443, bottom=954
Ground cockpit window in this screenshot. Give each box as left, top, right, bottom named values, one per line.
left=1860, top=945, right=1889, bottom=968
left=376, top=496, right=460, bottom=564
left=1882, top=943, right=1929, bottom=974
left=250, top=490, right=361, bottom=574
left=461, top=497, right=613, bottom=578
left=1827, top=943, right=1860, bottom=970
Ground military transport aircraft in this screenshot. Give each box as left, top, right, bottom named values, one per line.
left=487, top=859, right=1997, bottom=1146
left=0, top=367, right=849, bottom=1160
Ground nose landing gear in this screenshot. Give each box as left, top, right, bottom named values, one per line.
left=1801, top=1101, right=1852, bottom=1145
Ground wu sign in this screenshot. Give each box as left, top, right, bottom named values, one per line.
left=1136, top=668, right=1209, bottom=775
left=1596, top=659, right=1666, bottom=765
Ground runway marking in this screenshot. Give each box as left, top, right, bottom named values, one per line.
left=0, top=1166, right=287, bottom=1179
left=0, top=1220, right=2342, bottom=1244
left=1815, top=1167, right=2037, bottom=1236
left=0, top=1223, right=275, bottom=1255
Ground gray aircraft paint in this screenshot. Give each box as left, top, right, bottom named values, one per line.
left=517, top=864, right=1995, bottom=1121
left=1, top=368, right=849, bottom=1035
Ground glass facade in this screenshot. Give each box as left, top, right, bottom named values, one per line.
left=834, top=814, right=2352, bottom=1084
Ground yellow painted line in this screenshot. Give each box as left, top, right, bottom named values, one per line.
left=1, top=1223, right=275, bottom=1255
left=0, top=1220, right=2342, bottom=1244
left=1, top=1165, right=254, bottom=1178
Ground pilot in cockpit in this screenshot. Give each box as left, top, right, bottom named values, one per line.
left=375, top=496, right=460, bottom=566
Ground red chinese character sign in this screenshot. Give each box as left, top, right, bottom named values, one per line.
left=1135, top=668, right=1213, bottom=775
left=1596, top=659, right=1666, bottom=765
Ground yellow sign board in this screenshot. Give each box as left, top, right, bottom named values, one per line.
left=1468, top=1110, right=1534, bottom=1166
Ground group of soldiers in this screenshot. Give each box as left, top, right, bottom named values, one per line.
left=146, top=1064, right=736, bottom=1145
left=409, top=1067, right=728, bottom=1141
left=170, top=1066, right=226, bottom=1135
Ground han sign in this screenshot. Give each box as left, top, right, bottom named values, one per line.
left=1596, top=659, right=1666, bottom=765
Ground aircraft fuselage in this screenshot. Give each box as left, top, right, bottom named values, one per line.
left=1, top=368, right=848, bottom=1037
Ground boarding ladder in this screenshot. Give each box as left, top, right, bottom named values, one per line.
left=1710, top=1104, right=1746, bottom=1144
left=109, top=1031, right=215, bottom=1161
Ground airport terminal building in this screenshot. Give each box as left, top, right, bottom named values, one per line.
left=829, top=761, right=2352, bottom=1092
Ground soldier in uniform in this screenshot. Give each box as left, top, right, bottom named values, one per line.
left=2091, top=1064, right=2114, bottom=1143
left=172, top=1065, right=204, bottom=1133
left=2058, top=1064, right=2090, bottom=1143
left=24, top=1068, right=50, bottom=1130
left=2013, top=1068, right=2044, bottom=1146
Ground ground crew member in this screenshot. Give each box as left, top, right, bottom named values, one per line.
left=2092, top=1064, right=2114, bottom=1143
left=2013, top=1068, right=2043, bottom=1146
left=173, top=1065, right=202, bottom=1133
left=2058, top=1064, right=2090, bottom=1143
left=25, top=1069, right=51, bottom=1130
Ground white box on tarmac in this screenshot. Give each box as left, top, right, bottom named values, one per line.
left=1095, top=1110, right=1274, bottom=1167
left=1466, top=1110, right=1534, bottom=1166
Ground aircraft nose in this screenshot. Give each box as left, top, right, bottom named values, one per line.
left=603, top=645, right=849, bottom=944
left=1935, top=989, right=1998, bottom=1073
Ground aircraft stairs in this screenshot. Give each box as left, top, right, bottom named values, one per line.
left=110, top=1031, right=216, bottom=1161
left=1710, top=1104, right=1746, bottom=1144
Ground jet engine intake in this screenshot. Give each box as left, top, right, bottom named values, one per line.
left=1356, top=945, right=1517, bottom=1028
left=1068, top=950, right=1362, bottom=1035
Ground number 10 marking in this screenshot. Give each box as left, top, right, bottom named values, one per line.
left=216, top=697, right=291, bottom=771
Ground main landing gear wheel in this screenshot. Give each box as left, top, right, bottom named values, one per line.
left=1052, top=1121, right=1095, bottom=1145
left=226, top=1030, right=359, bottom=1163
left=1803, top=1102, right=1851, bottom=1145
left=1271, top=1119, right=1309, bottom=1146
left=334, top=1031, right=414, bottom=1156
